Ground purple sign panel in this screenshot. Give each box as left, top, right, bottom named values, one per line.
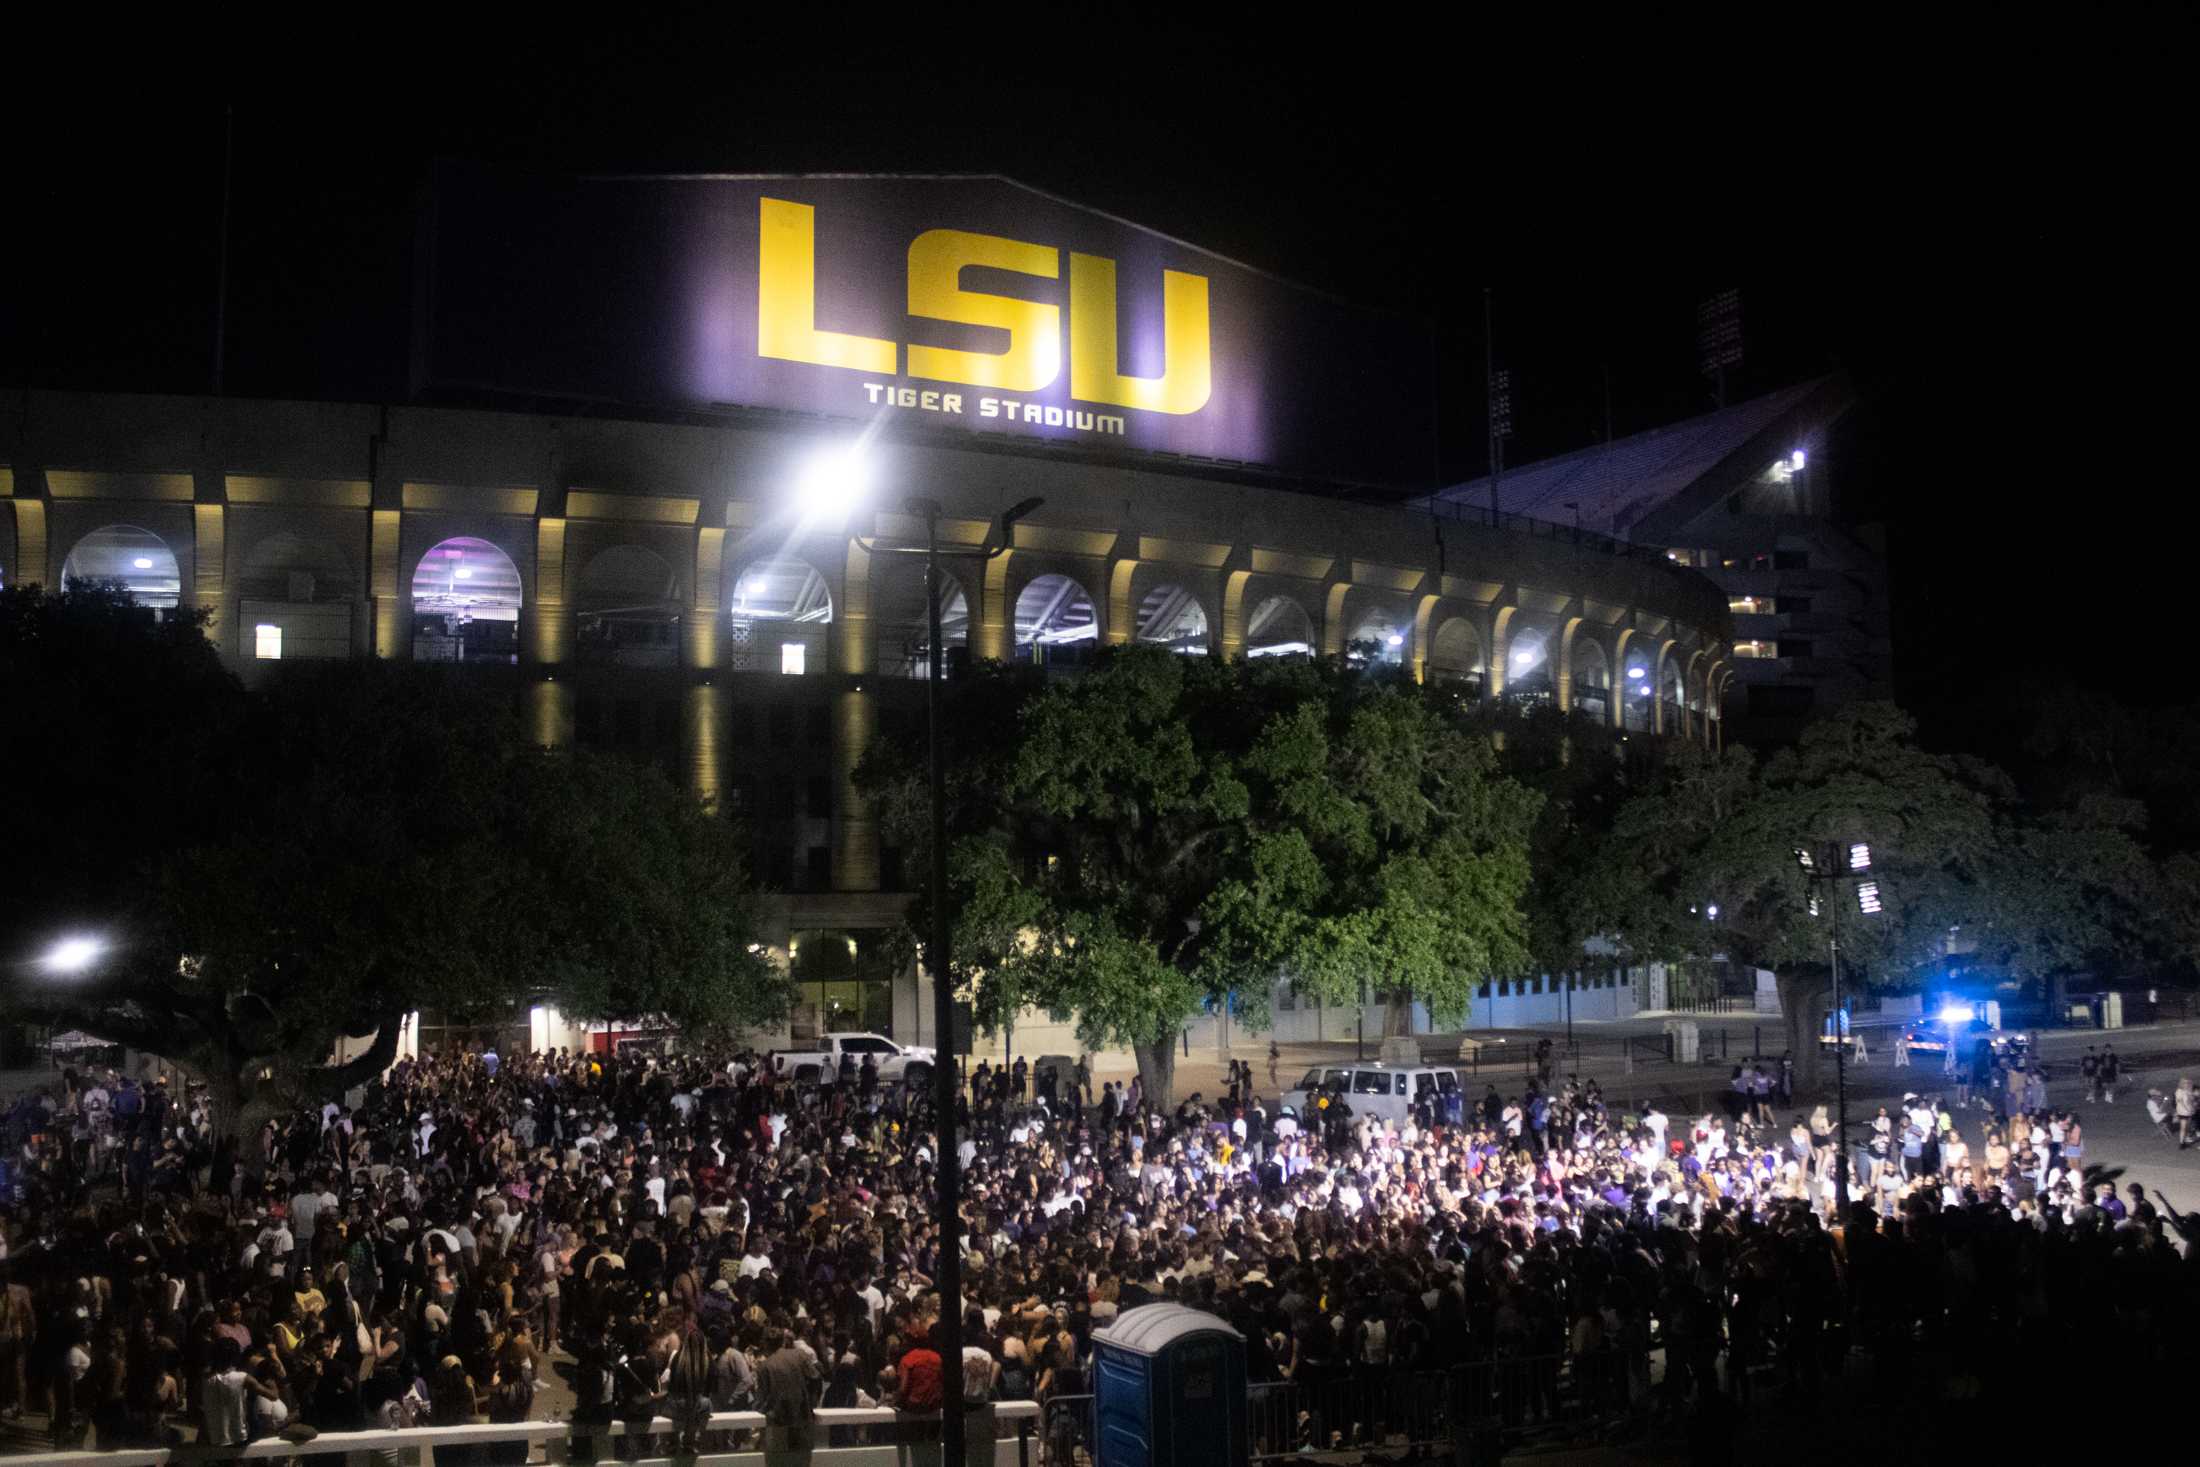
left=420, top=166, right=1434, bottom=490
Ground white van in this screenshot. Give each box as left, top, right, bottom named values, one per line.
left=1280, top=1062, right=1463, bottom=1125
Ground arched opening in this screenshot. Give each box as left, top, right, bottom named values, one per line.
left=1571, top=639, right=1611, bottom=724
left=1661, top=660, right=1686, bottom=732
left=874, top=558, right=969, bottom=679
left=729, top=556, right=832, bottom=675
left=237, top=532, right=356, bottom=660
left=1504, top=628, right=1554, bottom=706
left=1244, top=595, right=1315, bottom=658
left=1428, top=617, right=1483, bottom=694
left=574, top=545, right=681, bottom=668
left=62, top=525, right=180, bottom=610
left=1345, top=605, right=1407, bottom=667
left=411, top=536, right=521, bottom=664
left=1622, top=652, right=1654, bottom=731
left=1014, top=573, right=1098, bottom=669
left=1135, top=582, right=1209, bottom=654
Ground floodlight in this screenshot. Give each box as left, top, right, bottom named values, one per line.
left=1790, top=450, right=1807, bottom=471
left=1706, top=903, right=1720, bottom=920
left=1847, top=842, right=1872, bottom=872
left=1388, top=634, right=1406, bottom=648
left=1938, top=1003, right=1975, bottom=1026
left=1856, top=880, right=1883, bottom=915
left=1793, top=847, right=1816, bottom=872
left=132, top=558, right=154, bottom=570
left=796, top=442, right=871, bottom=525
left=42, top=936, right=103, bottom=974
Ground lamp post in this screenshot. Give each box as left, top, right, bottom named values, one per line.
left=1797, top=841, right=1878, bottom=1214
left=852, top=488, right=1040, bottom=1467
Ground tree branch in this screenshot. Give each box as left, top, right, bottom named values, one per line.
left=298, top=1011, right=406, bottom=1097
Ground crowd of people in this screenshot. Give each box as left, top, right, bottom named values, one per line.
left=3, top=1029, right=2198, bottom=1459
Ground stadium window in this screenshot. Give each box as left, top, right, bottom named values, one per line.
left=805, top=775, right=831, bottom=819
left=1733, top=640, right=1776, bottom=659
left=806, top=845, right=832, bottom=890
left=769, top=707, right=795, bottom=748
left=1728, top=596, right=1775, bottom=615
left=1783, top=595, right=1813, bottom=614
left=254, top=623, right=282, bottom=659
left=1776, top=638, right=1815, bottom=660
left=807, top=705, right=830, bottom=742
left=780, top=642, right=806, bottom=675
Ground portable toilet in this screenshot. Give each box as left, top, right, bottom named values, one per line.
left=1092, top=1305, right=1246, bottom=1467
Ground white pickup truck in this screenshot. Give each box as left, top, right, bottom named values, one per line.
left=772, top=1031, right=938, bottom=1087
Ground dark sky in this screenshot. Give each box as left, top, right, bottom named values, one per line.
left=7, top=34, right=2186, bottom=740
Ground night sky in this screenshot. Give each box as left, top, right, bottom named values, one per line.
left=7, top=37, right=2183, bottom=744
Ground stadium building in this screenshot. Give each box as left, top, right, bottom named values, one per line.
left=1425, top=375, right=1889, bottom=743
left=1, top=172, right=1735, bottom=1059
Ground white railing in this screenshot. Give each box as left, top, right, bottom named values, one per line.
left=6, top=1402, right=1043, bottom=1467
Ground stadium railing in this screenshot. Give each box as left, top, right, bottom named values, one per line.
left=1, top=1401, right=1043, bottom=1467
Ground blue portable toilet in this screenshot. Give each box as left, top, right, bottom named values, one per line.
left=1091, top=1305, right=1247, bottom=1467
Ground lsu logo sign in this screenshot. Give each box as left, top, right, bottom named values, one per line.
left=420, top=168, right=1437, bottom=488
left=756, top=198, right=1211, bottom=432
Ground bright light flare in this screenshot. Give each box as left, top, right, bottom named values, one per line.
left=1938, top=1003, right=1976, bottom=1026
left=42, top=936, right=103, bottom=974
left=795, top=442, right=872, bottom=527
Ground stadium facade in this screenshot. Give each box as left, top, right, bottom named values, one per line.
left=1, top=172, right=1736, bottom=1062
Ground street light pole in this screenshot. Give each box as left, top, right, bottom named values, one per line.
left=917, top=502, right=967, bottom=1467
left=1827, top=844, right=1850, bottom=1214
left=860, top=493, right=1039, bottom=1467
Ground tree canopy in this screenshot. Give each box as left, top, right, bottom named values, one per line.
left=859, top=647, right=1538, bottom=1101
left=0, top=583, right=785, bottom=1134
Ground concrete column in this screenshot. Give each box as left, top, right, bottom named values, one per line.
left=530, top=517, right=568, bottom=666
left=685, top=684, right=722, bottom=806
left=832, top=688, right=879, bottom=891
left=689, top=526, right=725, bottom=669
left=978, top=551, right=1015, bottom=661
left=191, top=469, right=227, bottom=651
left=530, top=678, right=574, bottom=750
left=8, top=495, right=49, bottom=588
left=1218, top=560, right=1252, bottom=661
left=370, top=508, right=405, bottom=658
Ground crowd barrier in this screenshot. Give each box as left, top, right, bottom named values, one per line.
left=2, top=1402, right=1043, bottom=1467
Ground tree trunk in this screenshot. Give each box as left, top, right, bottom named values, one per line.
left=200, top=1062, right=246, bottom=1147
left=1384, top=994, right=1417, bottom=1038
left=1134, top=1037, right=1178, bottom=1111
left=1774, top=968, right=1832, bottom=1096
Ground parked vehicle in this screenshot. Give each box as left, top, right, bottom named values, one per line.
left=1281, top=1063, right=1463, bottom=1124
left=772, top=1032, right=937, bottom=1087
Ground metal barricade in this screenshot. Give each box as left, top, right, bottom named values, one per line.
left=1037, top=1392, right=1094, bottom=1467
left=1244, top=1358, right=1630, bottom=1463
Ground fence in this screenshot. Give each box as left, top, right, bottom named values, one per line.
left=2, top=1402, right=1044, bottom=1467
